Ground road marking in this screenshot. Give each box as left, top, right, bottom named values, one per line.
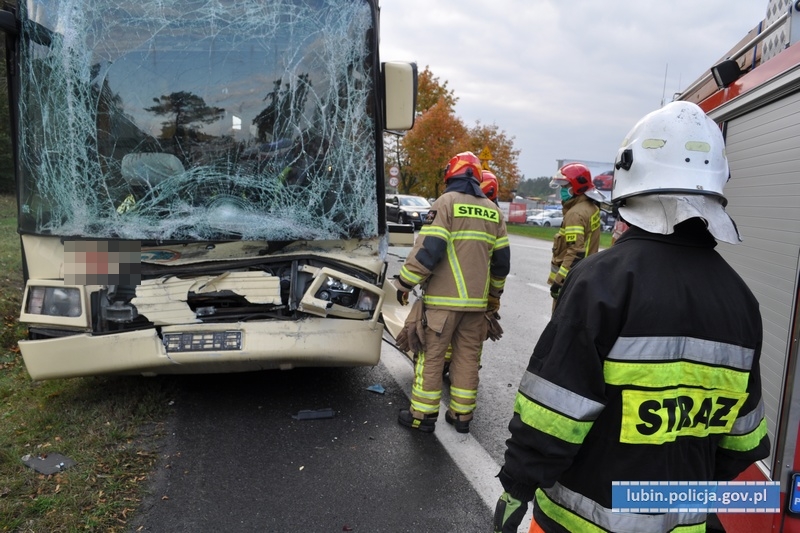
left=527, top=283, right=551, bottom=293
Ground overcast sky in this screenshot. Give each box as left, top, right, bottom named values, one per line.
left=378, top=0, right=768, bottom=180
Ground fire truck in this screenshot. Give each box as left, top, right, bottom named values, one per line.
left=677, top=1, right=800, bottom=530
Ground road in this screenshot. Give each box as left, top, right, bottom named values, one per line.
left=128, top=234, right=555, bottom=533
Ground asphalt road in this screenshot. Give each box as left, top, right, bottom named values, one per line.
left=128, top=234, right=554, bottom=533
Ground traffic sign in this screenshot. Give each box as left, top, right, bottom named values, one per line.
left=389, top=166, right=399, bottom=177
left=389, top=177, right=399, bottom=187
left=478, top=146, right=493, bottom=161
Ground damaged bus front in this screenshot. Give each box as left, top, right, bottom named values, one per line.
left=0, top=0, right=416, bottom=379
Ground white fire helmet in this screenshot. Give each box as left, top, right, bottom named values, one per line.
left=612, top=101, right=741, bottom=244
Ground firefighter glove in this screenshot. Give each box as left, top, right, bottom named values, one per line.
left=550, top=282, right=562, bottom=300
left=485, top=312, right=503, bottom=342
left=493, top=491, right=527, bottom=533
left=393, top=276, right=413, bottom=306
left=397, top=289, right=409, bottom=306
left=487, top=294, right=501, bottom=313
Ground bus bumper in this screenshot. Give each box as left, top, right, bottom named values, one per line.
left=19, top=319, right=384, bottom=380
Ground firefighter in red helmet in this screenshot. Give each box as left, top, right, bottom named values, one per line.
left=393, top=151, right=510, bottom=433
left=481, top=170, right=499, bottom=203
left=547, top=162, right=605, bottom=309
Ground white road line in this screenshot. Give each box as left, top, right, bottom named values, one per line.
left=527, top=283, right=551, bottom=293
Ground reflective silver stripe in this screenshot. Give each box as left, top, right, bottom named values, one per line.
left=607, top=336, right=754, bottom=370
left=730, top=399, right=765, bottom=435
left=543, top=482, right=705, bottom=533
left=519, top=372, right=604, bottom=421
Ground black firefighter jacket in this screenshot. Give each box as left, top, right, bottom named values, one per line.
left=500, top=219, right=770, bottom=533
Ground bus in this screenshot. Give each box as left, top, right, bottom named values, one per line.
left=0, top=0, right=416, bottom=380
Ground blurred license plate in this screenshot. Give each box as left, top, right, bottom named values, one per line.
left=163, top=331, right=242, bottom=352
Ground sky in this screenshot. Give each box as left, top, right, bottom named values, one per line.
left=378, top=0, right=769, bottom=181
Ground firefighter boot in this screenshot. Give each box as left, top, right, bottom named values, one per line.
left=397, top=409, right=437, bottom=433
left=445, top=410, right=471, bottom=434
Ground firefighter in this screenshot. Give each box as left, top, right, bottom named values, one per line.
left=443, top=169, right=502, bottom=380
left=481, top=170, right=500, bottom=205
left=547, top=163, right=605, bottom=308
left=493, top=101, right=770, bottom=532
left=394, top=152, right=510, bottom=434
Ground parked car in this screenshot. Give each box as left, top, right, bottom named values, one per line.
left=593, top=170, right=614, bottom=191
left=527, top=210, right=564, bottom=227
left=386, top=194, right=431, bottom=228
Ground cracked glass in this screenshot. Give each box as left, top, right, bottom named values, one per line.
left=17, top=0, right=378, bottom=242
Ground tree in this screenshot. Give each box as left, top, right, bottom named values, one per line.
left=416, top=65, right=458, bottom=114
left=385, top=65, right=460, bottom=196
left=516, top=176, right=554, bottom=200
left=468, top=122, right=521, bottom=202
left=0, top=37, right=13, bottom=194
left=392, top=67, right=522, bottom=202
left=401, top=96, right=468, bottom=198
left=145, top=91, right=224, bottom=164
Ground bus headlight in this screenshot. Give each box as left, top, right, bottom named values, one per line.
left=26, top=287, right=82, bottom=317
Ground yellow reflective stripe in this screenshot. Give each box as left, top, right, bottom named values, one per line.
left=451, top=229, right=496, bottom=245
left=494, top=235, right=509, bottom=249
left=410, top=399, right=439, bottom=415
left=720, top=418, right=768, bottom=452
left=604, top=360, right=749, bottom=392
left=419, top=225, right=450, bottom=240
left=449, top=398, right=476, bottom=414
left=590, top=210, right=601, bottom=231
left=535, top=489, right=605, bottom=533
left=411, top=385, right=441, bottom=401
left=399, top=265, right=423, bottom=285
left=423, top=295, right=487, bottom=308
left=446, top=241, right=468, bottom=299
left=563, top=225, right=585, bottom=235
left=619, top=387, right=747, bottom=444
left=490, top=277, right=505, bottom=289
left=558, top=266, right=569, bottom=277
left=450, top=386, right=477, bottom=400
left=515, top=393, right=593, bottom=444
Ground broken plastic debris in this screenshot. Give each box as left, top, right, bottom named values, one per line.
left=21, top=453, right=76, bottom=475
left=366, top=384, right=385, bottom=394
left=292, top=408, right=336, bottom=420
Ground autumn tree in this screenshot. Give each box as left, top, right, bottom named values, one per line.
left=400, top=96, right=469, bottom=198
left=416, top=65, right=458, bottom=114
left=468, top=122, right=521, bottom=201
left=384, top=66, right=460, bottom=193
left=392, top=66, right=521, bottom=201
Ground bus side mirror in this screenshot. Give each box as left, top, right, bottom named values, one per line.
left=382, top=61, right=417, bottom=131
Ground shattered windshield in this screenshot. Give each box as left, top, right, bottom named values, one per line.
left=17, top=0, right=379, bottom=241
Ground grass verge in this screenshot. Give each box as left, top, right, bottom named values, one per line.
left=506, top=221, right=613, bottom=249
left=0, top=194, right=176, bottom=533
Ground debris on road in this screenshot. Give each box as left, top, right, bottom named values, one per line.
left=366, top=383, right=385, bottom=394
left=292, top=408, right=336, bottom=420
left=21, top=453, right=76, bottom=475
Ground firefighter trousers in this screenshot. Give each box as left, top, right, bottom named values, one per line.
left=409, top=309, right=488, bottom=421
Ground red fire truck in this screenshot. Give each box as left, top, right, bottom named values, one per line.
left=677, top=1, right=800, bottom=530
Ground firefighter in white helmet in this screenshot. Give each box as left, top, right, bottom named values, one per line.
left=547, top=163, right=605, bottom=309
left=494, top=101, right=769, bottom=533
